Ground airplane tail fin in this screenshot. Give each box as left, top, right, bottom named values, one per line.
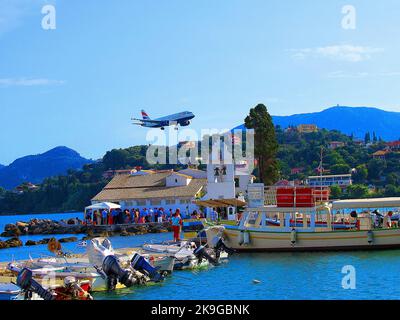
left=141, top=110, right=150, bottom=120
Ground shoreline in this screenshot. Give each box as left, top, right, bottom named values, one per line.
left=0, top=211, right=79, bottom=217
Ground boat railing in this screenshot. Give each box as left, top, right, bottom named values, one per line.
left=264, top=185, right=330, bottom=207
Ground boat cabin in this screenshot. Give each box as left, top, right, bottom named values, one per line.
left=239, top=205, right=333, bottom=233
left=239, top=197, right=400, bottom=233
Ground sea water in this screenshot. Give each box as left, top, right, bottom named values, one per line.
left=1, top=212, right=400, bottom=300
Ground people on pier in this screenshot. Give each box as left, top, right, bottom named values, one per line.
left=209, top=208, right=218, bottom=222
left=157, top=208, right=163, bottom=223
left=171, top=209, right=183, bottom=242
left=85, top=210, right=92, bottom=225
left=108, top=210, right=113, bottom=225
left=102, top=209, right=108, bottom=225
left=96, top=210, right=101, bottom=225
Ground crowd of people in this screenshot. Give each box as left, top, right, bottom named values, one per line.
left=84, top=207, right=206, bottom=226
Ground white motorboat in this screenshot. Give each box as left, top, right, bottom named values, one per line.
left=142, top=240, right=228, bottom=270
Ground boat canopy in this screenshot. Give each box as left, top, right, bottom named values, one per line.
left=85, top=202, right=121, bottom=211
left=332, top=197, right=400, bottom=210
left=194, top=198, right=246, bottom=208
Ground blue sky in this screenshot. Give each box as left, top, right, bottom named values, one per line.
left=1, top=0, right=399, bottom=164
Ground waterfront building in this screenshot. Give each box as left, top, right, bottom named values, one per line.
left=92, top=170, right=207, bottom=216
left=306, top=174, right=352, bottom=189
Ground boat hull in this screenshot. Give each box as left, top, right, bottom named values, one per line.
left=209, top=226, right=400, bottom=252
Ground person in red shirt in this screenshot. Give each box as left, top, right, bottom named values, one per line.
left=171, top=209, right=183, bottom=242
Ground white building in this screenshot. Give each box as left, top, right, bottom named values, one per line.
left=92, top=170, right=207, bottom=216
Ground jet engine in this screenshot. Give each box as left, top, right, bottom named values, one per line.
left=180, top=120, right=191, bottom=126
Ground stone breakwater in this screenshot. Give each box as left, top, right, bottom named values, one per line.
left=0, top=218, right=172, bottom=250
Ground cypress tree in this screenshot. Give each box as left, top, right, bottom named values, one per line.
left=244, top=104, right=279, bottom=184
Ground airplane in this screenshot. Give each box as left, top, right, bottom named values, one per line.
left=132, top=110, right=195, bottom=130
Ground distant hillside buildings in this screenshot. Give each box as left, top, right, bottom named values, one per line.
left=297, top=124, right=318, bottom=133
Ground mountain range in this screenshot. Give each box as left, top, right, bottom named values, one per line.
left=235, top=106, right=400, bottom=141
left=0, top=146, right=93, bottom=190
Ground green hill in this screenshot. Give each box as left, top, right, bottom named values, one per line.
left=1, top=128, right=399, bottom=214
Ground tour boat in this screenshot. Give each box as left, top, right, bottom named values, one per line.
left=205, top=186, right=400, bottom=252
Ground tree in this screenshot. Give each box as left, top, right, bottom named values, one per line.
left=347, top=184, right=369, bottom=198
left=364, top=132, right=371, bottom=144
left=102, top=149, right=131, bottom=169
left=352, top=164, right=368, bottom=184
left=372, top=132, right=377, bottom=144
left=384, top=184, right=399, bottom=197
left=245, top=104, right=279, bottom=185
left=330, top=163, right=351, bottom=174
left=367, top=158, right=386, bottom=181
left=330, top=185, right=342, bottom=199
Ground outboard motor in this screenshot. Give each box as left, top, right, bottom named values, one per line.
left=193, top=245, right=218, bottom=266
left=213, top=238, right=235, bottom=259
left=102, top=255, right=137, bottom=291
left=16, top=268, right=54, bottom=300
left=131, top=253, right=164, bottom=283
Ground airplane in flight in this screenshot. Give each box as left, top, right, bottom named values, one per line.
left=132, top=110, right=195, bottom=130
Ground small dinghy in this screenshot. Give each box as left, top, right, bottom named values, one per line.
left=142, top=240, right=230, bottom=270
left=12, top=268, right=93, bottom=300
left=87, top=237, right=167, bottom=291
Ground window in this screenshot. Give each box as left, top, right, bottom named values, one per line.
left=165, top=199, right=175, bottom=205
left=179, top=199, right=191, bottom=204
left=125, top=201, right=134, bottom=207
left=136, top=200, right=146, bottom=206
left=151, top=199, right=161, bottom=206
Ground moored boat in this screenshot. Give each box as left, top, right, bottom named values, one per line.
left=206, top=186, right=400, bottom=252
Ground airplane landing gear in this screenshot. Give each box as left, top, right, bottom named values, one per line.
left=161, top=127, right=165, bottom=130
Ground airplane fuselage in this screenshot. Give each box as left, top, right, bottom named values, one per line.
left=142, top=111, right=195, bottom=128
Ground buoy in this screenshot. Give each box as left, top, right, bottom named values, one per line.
left=367, top=230, right=374, bottom=244
left=290, top=228, right=297, bottom=245
left=253, top=279, right=261, bottom=284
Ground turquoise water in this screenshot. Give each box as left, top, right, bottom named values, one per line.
left=1, top=213, right=400, bottom=300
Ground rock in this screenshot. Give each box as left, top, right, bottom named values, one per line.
left=67, top=219, right=76, bottom=225
left=39, top=238, right=51, bottom=244
left=59, top=237, right=78, bottom=243
left=0, top=241, right=8, bottom=249
left=25, top=240, right=38, bottom=246
left=3, top=224, right=21, bottom=237
left=5, top=224, right=17, bottom=232
left=120, top=229, right=134, bottom=236
left=16, top=221, right=28, bottom=228
left=5, top=238, right=23, bottom=248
